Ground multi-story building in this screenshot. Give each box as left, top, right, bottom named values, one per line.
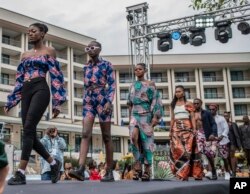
left=1, top=8, right=250, bottom=174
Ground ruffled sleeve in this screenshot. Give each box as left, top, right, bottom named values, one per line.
left=105, top=61, right=116, bottom=103
left=5, top=62, right=25, bottom=110
left=185, top=102, right=195, bottom=112
left=47, top=57, right=66, bottom=111
left=150, top=82, right=163, bottom=119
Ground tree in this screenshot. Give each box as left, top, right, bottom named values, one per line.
left=190, top=0, right=248, bottom=11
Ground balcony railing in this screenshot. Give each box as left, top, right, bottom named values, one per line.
left=121, top=112, right=129, bottom=117
left=160, top=94, right=169, bottom=99
left=74, top=74, right=83, bottom=81
left=175, top=76, right=195, bottom=82
left=120, top=78, right=133, bottom=83
left=74, top=111, right=82, bottom=116
left=1, top=57, right=19, bottom=66
left=151, top=77, right=168, bottom=82
left=233, top=93, right=250, bottom=98
left=204, top=93, right=225, bottom=99
left=185, top=93, right=197, bottom=99
left=231, top=76, right=250, bottom=81
left=74, top=93, right=83, bottom=98
left=2, top=37, right=21, bottom=47
left=61, top=108, right=69, bottom=114
left=203, top=76, right=223, bottom=82
left=235, top=111, right=250, bottom=116
left=73, top=56, right=85, bottom=64
left=56, top=52, right=67, bottom=60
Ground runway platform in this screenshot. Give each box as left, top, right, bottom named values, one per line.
left=4, top=178, right=229, bottom=194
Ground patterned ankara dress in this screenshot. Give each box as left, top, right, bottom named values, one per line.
left=169, top=103, right=203, bottom=180
left=127, top=81, right=163, bottom=165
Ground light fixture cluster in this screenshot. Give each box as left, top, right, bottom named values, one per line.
left=157, top=18, right=250, bottom=52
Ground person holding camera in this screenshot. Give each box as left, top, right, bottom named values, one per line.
left=40, top=127, right=66, bottom=180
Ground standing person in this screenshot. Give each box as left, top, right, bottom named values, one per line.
left=239, top=115, right=250, bottom=177
left=40, top=127, right=66, bottom=180
left=169, top=86, right=203, bottom=181
left=0, top=141, right=9, bottom=194
left=69, top=41, right=115, bottom=182
left=193, top=98, right=218, bottom=180
left=4, top=23, right=66, bottom=185
left=224, top=111, right=242, bottom=178
left=127, top=63, right=163, bottom=181
left=209, top=104, right=230, bottom=180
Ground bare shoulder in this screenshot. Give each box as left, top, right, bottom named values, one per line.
left=46, top=46, right=56, bottom=58
left=21, top=51, right=32, bottom=60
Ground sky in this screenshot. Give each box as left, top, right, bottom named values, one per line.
left=0, top=0, right=249, bottom=55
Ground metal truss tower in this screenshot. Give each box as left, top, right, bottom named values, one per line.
left=126, top=2, right=250, bottom=79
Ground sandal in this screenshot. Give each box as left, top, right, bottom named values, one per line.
left=141, top=171, right=150, bottom=181
left=133, top=162, right=142, bottom=181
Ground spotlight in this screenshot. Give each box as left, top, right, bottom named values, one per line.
left=171, top=31, right=181, bottom=40
left=194, top=16, right=214, bottom=28
left=237, top=21, right=250, bottom=35
left=157, top=33, right=172, bottom=52
left=126, top=14, right=133, bottom=21
left=189, top=27, right=206, bottom=46
left=180, top=33, right=189, bottom=44
left=215, top=21, right=232, bottom=43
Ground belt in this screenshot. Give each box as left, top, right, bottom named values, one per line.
left=24, top=76, right=45, bottom=83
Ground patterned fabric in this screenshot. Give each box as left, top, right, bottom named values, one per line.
left=128, top=81, right=163, bottom=136
left=5, top=55, right=66, bottom=111
left=217, top=143, right=229, bottom=159
left=170, top=104, right=203, bottom=181
left=197, top=128, right=217, bottom=158
left=128, top=81, right=163, bottom=165
left=40, top=135, right=66, bottom=174
left=82, top=57, right=115, bottom=122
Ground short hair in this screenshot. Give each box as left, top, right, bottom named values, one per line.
left=209, top=103, right=218, bottom=109
left=136, top=63, right=146, bottom=70
left=193, top=98, right=202, bottom=104
left=90, top=41, right=102, bottom=48
left=30, top=23, right=48, bottom=34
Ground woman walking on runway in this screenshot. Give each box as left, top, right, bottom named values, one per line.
left=4, top=22, right=66, bottom=185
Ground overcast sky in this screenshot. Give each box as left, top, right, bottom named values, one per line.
left=0, top=0, right=249, bottom=55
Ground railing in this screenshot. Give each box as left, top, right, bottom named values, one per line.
left=204, top=93, right=225, bottom=99
left=235, top=111, right=250, bottom=116
left=1, top=57, right=19, bottom=66
left=74, top=93, right=83, bottom=98
left=151, top=76, right=168, bottom=82
left=161, top=94, right=169, bottom=99
left=120, top=95, right=129, bottom=100
left=203, top=76, right=223, bottom=82
left=74, top=74, right=83, bottom=81
left=233, top=93, right=250, bottom=98
left=231, top=76, right=250, bottom=81
left=62, top=70, right=68, bottom=77
left=2, top=37, right=21, bottom=47
left=56, top=52, right=67, bottom=60
left=121, top=112, right=129, bottom=117
left=73, top=56, right=85, bottom=64
left=61, top=108, right=69, bottom=114
left=119, top=78, right=133, bottom=83
left=175, top=76, right=195, bottom=82
left=74, top=111, right=82, bottom=116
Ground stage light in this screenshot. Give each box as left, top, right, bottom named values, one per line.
left=214, top=21, right=232, bottom=43
left=126, top=14, right=133, bottom=21
left=237, top=21, right=250, bottom=35
left=180, top=33, right=189, bottom=44
left=157, top=33, right=172, bottom=52
left=194, top=16, right=214, bottom=28
left=171, top=31, right=181, bottom=40
left=189, top=27, right=206, bottom=46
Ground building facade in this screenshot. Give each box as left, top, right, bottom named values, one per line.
left=1, top=8, right=250, bottom=174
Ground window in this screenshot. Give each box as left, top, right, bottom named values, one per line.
left=233, top=88, right=245, bottom=98
left=0, top=128, right=11, bottom=143
left=2, top=35, right=10, bottom=44
left=58, top=132, right=69, bottom=150
left=151, top=73, right=162, bottom=82
left=1, top=73, right=9, bottom=85
left=234, top=104, right=248, bottom=116
left=112, top=137, right=121, bottom=152
left=120, top=73, right=132, bottom=83
left=204, top=88, right=218, bottom=99
left=75, top=134, right=81, bottom=152
left=120, top=89, right=129, bottom=100
left=184, top=89, right=191, bottom=99
left=175, top=72, right=189, bottom=82
left=121, top=107, right=128, bottom=117
left=1, top=54, right=10, bottom=64
left=203, top=72, right=216, bottom=81
left=20, top=130, right=44, bottom=148
left=231, top=71, right=244, bottom=81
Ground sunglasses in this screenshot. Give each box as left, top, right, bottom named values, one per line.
left=84, top=46, right=100, bottom=52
